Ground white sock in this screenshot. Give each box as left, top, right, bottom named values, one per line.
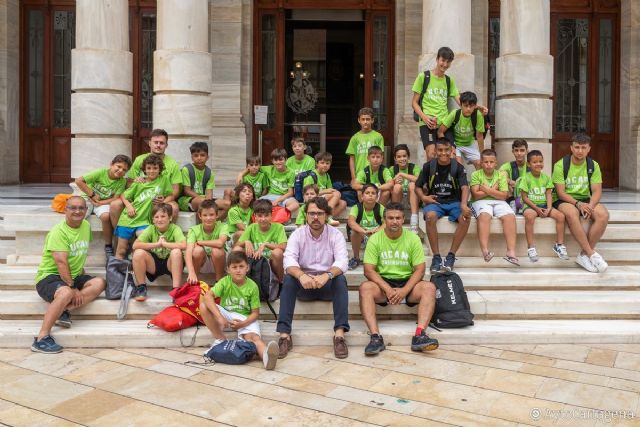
left=410, top=214, right=418, bottom=225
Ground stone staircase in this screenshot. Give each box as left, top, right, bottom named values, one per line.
left=0, top=206, right=639, bottom=349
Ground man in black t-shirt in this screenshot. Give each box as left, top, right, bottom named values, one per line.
left=416, top=138, right=471, bottom=273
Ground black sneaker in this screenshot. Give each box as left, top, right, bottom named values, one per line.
left=104, top=245, right=115, bottom=259
left=55, top=310, right=72, bottom=328
left=348, top=257, right=361, bottom=270
left=31, top=335, right=63, bottom=354
left=133, top=284, right=148, bottom=302
left=430, top=255, right=442, bottom=274
left=364, top=334, right=385, bottom=356
left=411, top=331, right=439, bottom=352
left=443, top=253, right=456, bottom=272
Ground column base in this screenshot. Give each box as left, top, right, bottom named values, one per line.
left=494, top=139, right=552, bottom=176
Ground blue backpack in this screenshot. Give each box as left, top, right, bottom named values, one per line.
left=293, top=170, right=318, bottom=202
left=204, top=339, right=257, bottom=364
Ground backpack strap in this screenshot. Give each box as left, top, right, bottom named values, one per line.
left=184, top=164, right=196, bottom=189
left=416, top=70, right=430, bottom=116
left=445, top=74, right=450, bottom=97
left=408, top=163, right=416, bottom=175
left=355, top=202, right=364, bottom=224
left=451, top=109, right=462, bottom=129
left=377, top=167, right=385, bottom=184
left=393, top=164, right=399, bottom=176
left=510, top=161, right=519, bottom=181
left=202, top=166, right=212, bottom=193
left=425, top=158, right=438, bottom=192
left=364, top=166, right=371, bottom=184
left=562, top=155, right=571, bottom=183
left=450, top=160, right=459, bottom=190
left=373, top=203, right=383, bottom=226
left=586, top=157, right=594, bottom=195
left=471, top=110, right=478, bottom=133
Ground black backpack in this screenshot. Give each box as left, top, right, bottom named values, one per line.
left=450, top=109, right=490, bottom=139
left=293, top=170, right=318, bottom=202
left=354, top=202, right=383, bottom=226
left=430, top=272, right=474, bottom=328
left=509, top=160, right=530, bottom=182
left=413, top=70, right=451, bottom=122
left=248, top=257, right=280, bottom=319
left=183, top=163, right=212, bottom=193
left=363, top=166, right=386, bottom=185
left=562, top=155, right=595, bottom=196
left=420, top=159, right=461, bottom=194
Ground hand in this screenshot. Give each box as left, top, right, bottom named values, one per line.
left=245, top=245, right=255, bottom=259
left=229, top=319, right=243, bottom=330
left=153, top=196, right=164, bottom=205
left=158, top=236, right=167, bottom=248
left=133, top=177, right=145, bottom=184
left=253, top=245, right=265, bottom=259
left=578, top=202, right=592, bottom=218
left=389, top=286, right=409, bottom=305
left=384, top=287, right=399, bottom=304
left=272, top=200, right=279, bottom=207
left=477, top=105, right=489, bottom=115
left=313, top=273, right=329, bottom=289
left=535, top=207, right=545, bottom=217
left=540, top=208, right=550, bottom=218
left=425, top=115, right=437, bottom=129
left=395, top=175, right=403, bottom=185
left=126, top=206, right=136, bottom=217
left=461, top=205, right=472, bottom=221
left=70, top=288, right=84, bottom=307
left=422, top=195, right=439, bottom=205
left=186, top=272, right=199, bottom=285
left=299, top=274, right=316, bottom=290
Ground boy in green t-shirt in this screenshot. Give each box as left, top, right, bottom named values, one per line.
left=231, top=155, right=267, bottom=199
left=389, top=144, right=420, bottom=231
left=296, top=184, right=339, bottom=227
left=185, top=199, right=228, bottom=284
left=347, top=184, right=384, bottom=270
left=200, top=251, right=279, bottom=370
left=251, top=148, right=299, bottom=214
left=438, top=91, right=485, bottom=170
left=346, top=107, right=385, bottom=184
left=354, top=146, right=393, bottom=204
left=114, top=154, right=173, bottom=259
left=552, top=133, right=609, bottom=273
left=520, top=150, right=569, bottom=263
left=499, top=139, right=529, bottom=213
left=75, top=154, right=131, bottom=258
left=226, top=183, right=255, bottom=244
left=131, top=203, right=186, bottom=301
left=286, top=137, right=315, bottom=175
left=470, top=149, right=518, bottom=266
left=303, top=152, right=347, bottom=217
left=235, top=199, right=287, bottom=282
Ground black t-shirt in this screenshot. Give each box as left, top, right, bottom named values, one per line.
left=416, top=160, right=468, bottom=204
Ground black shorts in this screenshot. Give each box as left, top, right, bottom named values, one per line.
left=419, top=126, right=454, bottom=149
left=146, top=252, right=172, bottom=282
left=552, top=198, right=590, bottom=210
left=376, top=276, right=417, bottom=307
left=36, top=274, right=93, bottom=303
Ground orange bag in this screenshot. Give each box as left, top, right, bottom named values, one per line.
left=251, top=206, right=291, bottom=224
left=51, top=193, right=73, bottom=213
left=148, top=306, right=198, bottom=332
left=169, top=281, right=210, bottom=323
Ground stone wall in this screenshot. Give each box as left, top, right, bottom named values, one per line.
left=0, top=0, right=19, bottom=184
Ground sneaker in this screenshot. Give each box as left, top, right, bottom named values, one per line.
left=203, top=338, right=225, bottom=356
left=104, top=245, right=114, bottom=259
left=278, top=336, right=293, bottom=359
left=364, top=334, right=385, bottom=356
left=411, top=331, right=439, bottom=352
left=348, top=257, right=361, bottom=270
left=576, top=253, right=598, bottom=273
left=55, top=310, right=72, bottom=328
left=133, top=284, right=148, bottom=302
left=589, top=251, right=608, bottom=273
left=442, top=253, right=456, bottom=272
left=430, top=255, right=442, bottom=274
left=362, top=235, right=369, bottom=249
left=263, top=341, right=279, bottom=370
left=527, top=247, right=539, bottom=263
left=553, top=243, right=570, bottom=260
left=31, top=335, right=63, bottom=354
left=346, top=225, right=352, bottom=242
left=333, top=336, right=348, bottom=359
left=410, top=223, right=419, bottom=234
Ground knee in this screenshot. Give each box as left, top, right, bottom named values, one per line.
left=90, top=277, right=107, bottom=292
left=169, top=248, right=183, bottom=259
left=392, top=184, right=402, bottom=193
left=426, top=212, right=438, bottom=223
left=132, top=249, right=146, bottom=261
left=193, top=245, right=205, bottom=257
left=270, top=248, right=283, bottom=260
left=55, top=286, right=75, bottom=302
left=199, top=300, right=209, bottom=314
left=358, top=281, right=376, bottom=297
left=210, top=248, right=224, bottom=259
left=417, top=281, right=436, bottom=299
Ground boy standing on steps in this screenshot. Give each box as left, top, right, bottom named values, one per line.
left=552, top=133, right=609, bottom=273
left=346, top=107, right=385, bottom=186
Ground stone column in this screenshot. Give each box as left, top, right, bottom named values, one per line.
left=0, top=0, right=19, bottom=184
left=71, top=0, right=132, bottom=177
left=494, top=0, right=553, bottom=173
left=154, top=0, right=212, bottom=168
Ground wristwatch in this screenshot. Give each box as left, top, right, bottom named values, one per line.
left=326, top=271, right=334, bottom=280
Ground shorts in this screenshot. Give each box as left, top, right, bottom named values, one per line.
left=178, top=195, right=217, bottom=212
left=146, top=252, right=172, bottom=282
left=423, top=201, right=462, bottom=222
left=419, top=125, right=454, bottom=149
left=552, top=198, right=590, bottom=210
left=114, top=225, right=148, bottom=240
left=85, top=202, right=110, bottom=219
left=36, top=274, right=93, bottom=303
left=376, top=276, right=418, bottom=307
left=472, top=200, right=514, bottom=218
left=217, top=305, right=261, bottom=337
left=455, top=142, right=481, bottom=163
left=259, top=194, right=297, bottom=207
left=523, top=203, right=547, bottom=212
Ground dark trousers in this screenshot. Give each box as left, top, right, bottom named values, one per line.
left=276, top=273, right=350, bottom=334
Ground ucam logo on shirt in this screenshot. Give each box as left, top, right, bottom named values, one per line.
left=566, top=176, right=589, bottom=191
left=69, top=240, right=89, bottom=257
left=427, top=87, right=447, bottom=102
left=379, top=250, right=410, bottom=266
left=137, top=186, right=162, bottom=203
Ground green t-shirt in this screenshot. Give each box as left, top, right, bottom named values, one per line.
left=552, top=158, right=602, bottom=201
left=411, top=71, right=459, bottom=125
left=349, top=204, right=384, bottom=230
left=35, top=220, right=92, bottom=283
left=187, top=222, right=228, bottom=255
left=117, top=177, right=173, bottom=228
left=499, top=161, right=528, bottom=199
left=356, top=167, right=393, bottom=186
left=261, top=165, right=294, bottom=196
left=387, top=164, right=419, bottom=192
left=238, top=222, right=287, bottom=258
left=286, top=155, right=316, bottom=176
left=243, top=172, right=267, bottom=196
left=137, top=223, right=186, bottom=259
left=81, top=168, right=126, bottom=201
left=363, top=229, right=425, bottom=280
left=303, top=170, right=332, bottom=191
left=441, top=110, right=485, bottom=147
left=519, top=172, right=554, bottom=207
left=345, top=130, right=384, bottom=176
left=128, top=153, right=182, bottom=185
left=226, top=206, right=253, bottom=233
left=470, top=169, right=508, bottom=201
left=212, top=275, right=261, bottom=317
left=178, top=165, right=216, bottom=211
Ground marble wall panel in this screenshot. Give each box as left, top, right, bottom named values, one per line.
left=76, top=0, right=128, bottom=51
left=422, top=0, right=472, bottom=53
left=495, top=98, right=553, bottom=140
left=210, top=22, right=242, bottom=53
left=212, top=83, right=241, bottom=112
left=499, top=0, right=549, bottom=56
left=71, top=93, right=132, bottom=135
left=157, top=0, right=209, bottom=51
left=165, top=138, right=211, bottom=170
left=71, top=138, right=132, bottom=177
left=495, top=140, right=553, bottom=176
left=153, top=50, right=212, bottom=92
left=71, top=49, right=132, bottom=92
left=153, top=94, right=212, bottom=136
left=471, top=0, right=488, bottom=105
left=496, top=54, right=553, bottom=97
left=0, top=0, right=19, bottom=183
left=211, top=52, right=242, bottom=84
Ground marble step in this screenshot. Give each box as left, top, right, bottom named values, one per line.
left=2, top=289, right=640, bottom=319
left=2, top=319, right=639, bottom=348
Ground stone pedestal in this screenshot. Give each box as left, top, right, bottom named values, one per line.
left=71, top=0, right=132, bottom=178
left=0, top=0, right=19, bottom=184
left=154, top=0, right=212, bottom=169
left=494, top=0, right=553, bottom=173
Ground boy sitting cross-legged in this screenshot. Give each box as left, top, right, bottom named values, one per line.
left=200, top=250, right=279, bottom=370
left=347, top=184, right=384, bottom=270
left=256, top=148, right=300, bottom=214
left=353, top=146, right=393, bottom=204
left=235, top=199, right=288, bottom=283
left=286, top=137, right=315, bottom=175
left=131, top=203, right=186, bottom=301
left=520, top=150, right=569, bottom=262
left=303, top=152, right=347, bottom=217
left=185, top=199, right=228, bottom=284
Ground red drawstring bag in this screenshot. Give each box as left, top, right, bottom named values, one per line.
left=169, top=281, right=210, bottom=323
left=148, top=306, right=198, bottom=332
left=251, top=206, right=291, bottom=224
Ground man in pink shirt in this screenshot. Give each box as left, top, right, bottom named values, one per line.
left=277, top=197, right=349, bottom=359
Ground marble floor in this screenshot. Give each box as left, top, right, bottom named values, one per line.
left=0, top=343, right=638, bottom=426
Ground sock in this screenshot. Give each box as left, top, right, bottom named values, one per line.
left=105, top=244, right=113, bottom=249
left=448, top=252, right=455, bottom=258
left=433, top=253, right=441, bottom=258
left=415, top=327, right=424, bottom=336
left=410, top=214, right=418, bottom=225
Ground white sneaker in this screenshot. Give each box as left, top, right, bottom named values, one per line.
left=263, top=341, right=279, bottom=370
left=589, top=251, right=608, bottom=273
left=204, top=338, right=225, bottom=356
left=553, top=243, right=570, bottom=260
left=527, top=247, right=539, bottom=263
left=575, top=253, right=598, bottom=273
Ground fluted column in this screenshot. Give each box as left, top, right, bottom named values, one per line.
left=71, top=0, right=132, bottom=177
left=494, top=0, right=554, bottom=173
left=153, top=0, right=212, bottom=167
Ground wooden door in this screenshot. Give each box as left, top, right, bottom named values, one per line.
left=20, top=2, right=75, bottom=183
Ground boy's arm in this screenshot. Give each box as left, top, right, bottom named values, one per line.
left=132, top=240, right=160, bottom=250
left=274, top=188, right=293, bottom=205
left=205, top=188, right=213, bottom=200
left=197, top=234, right=228, bottom=249
left=182, top=185, right=199, bottom=199
left=347, top=216, right=368, bottom=235
left=589, top=183, right=603, bottom=207
left=348, top=156, right=356, bottom=183
left=470, top=184, right=487, bottom=199
left=161, top=240, right=187, bottom=250
left=74, top=176, right=94, bottom=199
left=411, top=92, right=432, bottom=125
left=482, top=184, right=508, bottom=200
left=235, top=168, right=249, bottom=185
left=121, top=193, right=136, bottom=216
left=163, top=184, right=180, bottom=203
left=378, top=180, right=394, bottom=192
left=233, top=308, right=259, bottom=329
left=476, top=132, right=485, bottom=151
left=185, top=242, right=199, bottom=284
left=521, top=190, right=542, bottom=214
left=437, top=124, right=449, bottom=138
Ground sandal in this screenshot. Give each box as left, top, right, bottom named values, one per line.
left=503, top=255, right=520, bottom=266
left=483, top=252, right=494, bottom=263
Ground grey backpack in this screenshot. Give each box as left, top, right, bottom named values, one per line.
left=105, top=256, right=135, bottom=320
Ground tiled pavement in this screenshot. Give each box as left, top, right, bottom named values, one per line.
left=0, top=343, right=638, bottom=427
